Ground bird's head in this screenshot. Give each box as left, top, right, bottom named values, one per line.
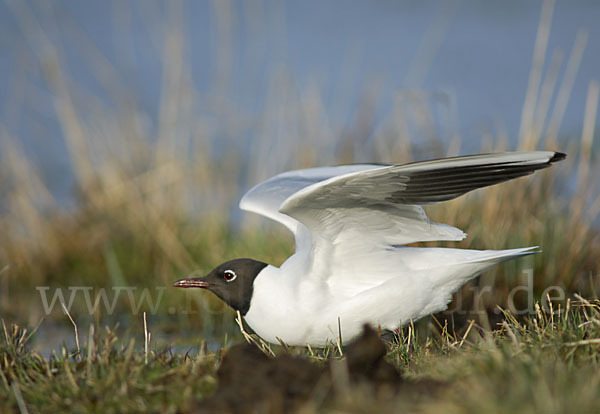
left=173, top=258, right=268, bottom=315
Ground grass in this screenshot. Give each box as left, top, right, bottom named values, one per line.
left=0, top=321, right=219, bottom=413
left=1, top=298, right=600, bottom=413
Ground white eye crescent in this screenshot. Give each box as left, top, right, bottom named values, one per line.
left=223, top=270, right=237, bottom=282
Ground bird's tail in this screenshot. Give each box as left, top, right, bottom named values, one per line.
left=425, top=246, right=539, bottom=294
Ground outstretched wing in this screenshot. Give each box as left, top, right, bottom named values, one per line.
left=239, top=164, right=385, bottom=236
left=281, top=152, right=565, bottom=212
left=277, top=151, right=564, bottom=279
left=239, top=163, right=458, bottom=253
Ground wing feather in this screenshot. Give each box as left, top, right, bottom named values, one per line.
left=281, top=151, right=565, bottom=212
left=239, top=164, right=394, bottom=252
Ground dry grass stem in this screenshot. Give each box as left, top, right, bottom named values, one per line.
left=11, top=383, right=29, bottom=414
left=235, top=310, right=275, bottom=357
left=459, top=319, right=476, bottom=348
left=60, top=303, right=80, bottom=360
left=564, top=338, right=600, bottom=347
left=143, top=311, right=149, bottom=365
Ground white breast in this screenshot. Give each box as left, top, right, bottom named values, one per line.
left=242, top=256, right=428, bottom=346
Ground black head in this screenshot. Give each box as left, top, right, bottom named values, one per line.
left=173, top=258, right=268, bottom=315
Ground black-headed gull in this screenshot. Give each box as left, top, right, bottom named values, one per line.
left=174, top=151, right=565, bottom=346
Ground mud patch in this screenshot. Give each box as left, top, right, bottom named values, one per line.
left=196, top=325, right=442, bottom=413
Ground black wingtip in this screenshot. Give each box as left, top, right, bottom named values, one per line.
left=550, top=152, right=567, bottom=163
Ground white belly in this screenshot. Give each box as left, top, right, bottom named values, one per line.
left=243, top=264, right=434, bottom=346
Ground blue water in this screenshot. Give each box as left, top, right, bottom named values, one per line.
left=1, top=0, right=598, bottom=202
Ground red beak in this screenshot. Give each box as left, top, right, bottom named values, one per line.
left=172, top=278, right=213, bottom=288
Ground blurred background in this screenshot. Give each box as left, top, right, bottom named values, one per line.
left=0, top=0, right=598, bottom=351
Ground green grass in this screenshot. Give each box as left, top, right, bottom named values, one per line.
left=1, top=298, right=600, bottom=413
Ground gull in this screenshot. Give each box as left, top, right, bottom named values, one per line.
left=174, top=151, right=565, bottom=346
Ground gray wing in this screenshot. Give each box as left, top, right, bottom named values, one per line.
left=277, top=151, right=564, bottom=259
left=281, top=151, right=565, bottom=213
left=275, top=151, right=564, bottom=285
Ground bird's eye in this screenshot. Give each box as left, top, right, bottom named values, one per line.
left=223, top=270, right=237, bottom=282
